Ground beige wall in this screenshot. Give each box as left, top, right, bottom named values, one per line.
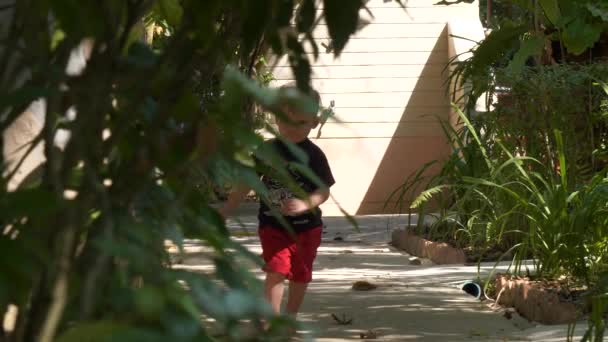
left=3, top=39, right=92, bottom=191
left=271, top=0, right=482, bottom=215
left=447, top=17, right=488, bottom=129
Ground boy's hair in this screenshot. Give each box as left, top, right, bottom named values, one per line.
left=279, top=82, right=321, bottom=109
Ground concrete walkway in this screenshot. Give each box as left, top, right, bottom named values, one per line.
left=177, top=213, right=591, bottom=341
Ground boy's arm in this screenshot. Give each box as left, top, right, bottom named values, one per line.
left=281, top=188, right=330, bottom=216
left=307, top=188, right=330, bottom=208
left=219, top=183, right=252, bottom=219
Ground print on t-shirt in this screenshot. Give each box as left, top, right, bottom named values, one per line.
left=258, top=138, right=335, bottom=232
left=262, top=167, right=309, bottom=216
left=264, top=176, right=294, bottom=214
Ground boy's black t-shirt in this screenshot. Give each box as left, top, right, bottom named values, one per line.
left=257, top=138, right=335, bottom=232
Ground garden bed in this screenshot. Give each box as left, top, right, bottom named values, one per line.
left=492, top=274, right=587, bottom=325
left=390, top=228, right=467, bottom=264
left=390, top=228, right=512, bottom=265
left=391, top=229, right=589, bottom=324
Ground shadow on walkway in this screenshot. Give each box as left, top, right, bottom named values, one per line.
left=175, top=214, right=589, bottom=341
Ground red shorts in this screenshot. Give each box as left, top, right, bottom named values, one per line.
left=258, top=225, right=322, bottom=283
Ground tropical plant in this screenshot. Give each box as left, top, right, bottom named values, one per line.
left=409, top=90, right=608, bottom=264
left=401, top=80, right=608, bottom=339
left=582, top=270, right=608, bottom=342
left=429, top=1, right=608, bottom=339
left=448, top=0, right=608, bottom=119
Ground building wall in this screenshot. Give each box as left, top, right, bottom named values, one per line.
left=271, top=0, right=481, bottom=215
left=3, top=37, right=92, bottom=191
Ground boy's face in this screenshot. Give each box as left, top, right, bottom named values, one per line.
left=276, top=106, right=319, bottom=143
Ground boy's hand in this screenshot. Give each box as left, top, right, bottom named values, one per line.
left=280, top=198, right=309, bottom=216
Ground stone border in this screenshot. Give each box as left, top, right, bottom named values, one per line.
left=494, top=275, right=581, bottom=324
left=390, top=228, right=466, bottom=264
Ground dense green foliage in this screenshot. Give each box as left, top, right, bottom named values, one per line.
left=396, top=1, right=608, bottom=340
left=0, top=0, right=384, bottom=341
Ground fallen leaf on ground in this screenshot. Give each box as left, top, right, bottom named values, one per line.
left=352, top=281, right=378, bottom=291
left=331, top=313, right=353, bottom=325
left=469, top=329, right=488, bottom=337
left=360, top=329, right=378, bottom=339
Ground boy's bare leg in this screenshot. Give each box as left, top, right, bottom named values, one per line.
left=285, top=281, right=308, bottom=316
left=265, top=272, right=286, bottom=314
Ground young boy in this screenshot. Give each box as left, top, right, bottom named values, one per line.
left=220, top=84, right=335, bottom=318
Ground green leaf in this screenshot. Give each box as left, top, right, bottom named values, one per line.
left=171, top=90, right=199, bottom=122
left=457, top=23, right=527, bottom=103
left=56, top=321, right=123, bottom=342
left=178, top=272, right=228, bottom=320
left=453, top=105, right=493, bottom=173
left=0, top=237, right=41, bottom=301
left=278, top=138, right=309, bottom=164
left=223, top=66, right=277, bottom=110
left=562, top=18, right=602, bottom=55
left=470, top=23, right=527, bottom=71
left=594, top=79, right=608, bottom=95
left=0, top=86, right=50, bottom=110
left=322, top=0, right=362, bottom=54
left=306, top=32, right=320, bottom=59
left=134, top=287, right=166, bottom=319
left=50, top=29, right=66, bottom=51
left=227, top=239, right=264, bottom=267
left=167, top=289, right=202, bottom=320
left=554, top=129, right=568, bottom=189
left=157, top=0, right=183, bottom=27
left=285, top=35, right=313, bottom=93
left=126, top=42, right=158, bottom=67
left=511, top=0, right=535, bottom=11
left=267, top=31, right=285, bottom=56
left=586, top=3, right=608, bottom=22
left=566, top=190, right=580, bottom=204
left=296, top=0, right=315, bottom=33
left=411, top=185, right=448, bottom=208
left=241, top=0, right=271, bottom=53
left=277, top=0, right=295, bottom=27
left=337, top=203, right=360, bottom=232
left=224, top=289, right=268, bottom=317
left=506, top=35, right=545, bottom=75
left=278, top=77, right=318, bottom=115
left=56, top=322, right=165, bottom=342
left=188, top=1, right=221, bottom=39
left=539, top=0, right=562, bottom=26
left=288, top=162, right=325, bottom=190
left=50, top=1, right=106, bottom=37
left=222, top=66, right=318, bottom=115
left=234, top=150, right=256, bottom=167
left=0, top=188, right=58, bottom=221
